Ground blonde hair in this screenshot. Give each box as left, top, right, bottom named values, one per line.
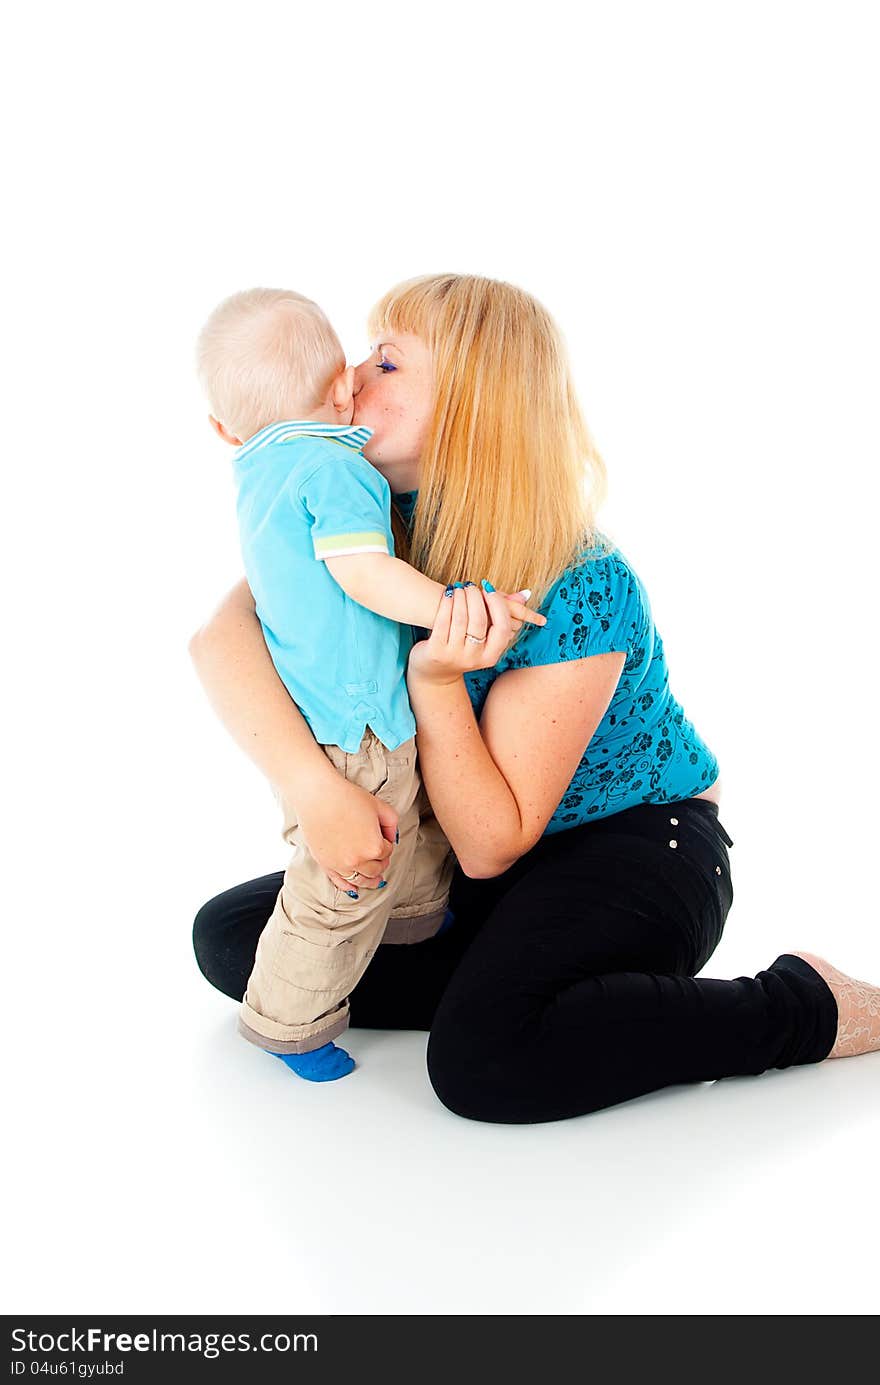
left=196, top=288, right=345, bottom=441
left=368, top=274, right=613, bottom=615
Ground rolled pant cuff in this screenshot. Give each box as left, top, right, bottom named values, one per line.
left=766, top=953, right=839, bottom=1066
left=238, top=1000, right=350, bottom=1055
left=383, top=904, right=448, bottom=944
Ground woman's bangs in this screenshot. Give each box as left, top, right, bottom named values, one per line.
left=366, top=277, right=446, bottom=346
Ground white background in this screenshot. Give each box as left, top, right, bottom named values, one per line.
left=4, top=0, right=878, bottom=1315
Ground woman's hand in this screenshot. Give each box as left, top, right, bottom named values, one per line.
left=296, top=777, right=398, bottom=894
left=408, top=583, right=539, bottom=686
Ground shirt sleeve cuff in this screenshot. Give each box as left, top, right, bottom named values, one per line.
left=313, top=531, right=390, bottom=560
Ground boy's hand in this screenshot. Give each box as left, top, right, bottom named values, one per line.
left=503, top=591, right=545, bottom=628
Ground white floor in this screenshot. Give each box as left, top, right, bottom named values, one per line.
left=8, top=926, right=879, bottom=1316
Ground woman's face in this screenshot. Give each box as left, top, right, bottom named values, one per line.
left=351, top=331, right=434, bottom=492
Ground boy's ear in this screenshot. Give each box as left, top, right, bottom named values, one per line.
left=209, top=414, right=242, bottom=446
left=330, top=365, right=355, bottom=413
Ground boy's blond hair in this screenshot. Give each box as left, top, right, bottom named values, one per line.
left=368, top=273, right=613, bottom=615
left=196, top=288, right=345, bottom=441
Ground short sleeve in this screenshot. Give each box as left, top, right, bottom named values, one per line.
left=502, top=553, right=637, bottom=670
left=298, top=453, right=391, bottom=561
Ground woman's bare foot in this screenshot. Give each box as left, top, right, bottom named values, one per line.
left=789, top=951, right=880, bottom=1059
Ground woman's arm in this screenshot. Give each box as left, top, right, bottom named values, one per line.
left=409, top=655, right=625, bottom=878
left=188, top=579, right=336, bottom=793
left=406, top=586, right=626, bottom=878
left=188, top=579, right=396, bottom=887
left=405, top=674, right=520, bottom=878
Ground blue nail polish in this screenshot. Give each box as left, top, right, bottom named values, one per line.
left=395, top=828, right=400, bottom=843
left=481, top=579, right=496, bottom=593
left=378, top=880, right=387, bottom=889
left=346, top=890, right=359, bottom=899
left=453, top=582, right=465, bottom=589
left=464, top=582, right=476, bottom=588
left=444, top=585, right=454, bottom=597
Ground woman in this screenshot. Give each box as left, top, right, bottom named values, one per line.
left=190, top=273, right=880, bottom=1123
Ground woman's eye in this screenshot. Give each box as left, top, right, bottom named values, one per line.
left=376, top=359, right=396, bottom=373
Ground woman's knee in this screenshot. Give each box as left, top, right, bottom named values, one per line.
left=191, top=872, right=281, bottom=1001
left=426, top=1026, right=486, bottom=1121
left=426, top=1006, right=525, bottom=1123
left=192, top=893, right=240, bottom=999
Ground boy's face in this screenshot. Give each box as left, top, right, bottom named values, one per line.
left=351, top=333, right=434, bottom=474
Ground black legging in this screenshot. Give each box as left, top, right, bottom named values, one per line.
left=192, top=797, right=837, bottom=1123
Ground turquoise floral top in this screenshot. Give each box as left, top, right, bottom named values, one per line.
left=391, top=490, right=719, bottom=833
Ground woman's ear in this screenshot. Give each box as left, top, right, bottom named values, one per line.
left=330, top=365, right=355, bottom=416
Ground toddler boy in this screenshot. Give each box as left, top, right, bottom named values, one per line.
left=196, top=288, right=543, bottom=1081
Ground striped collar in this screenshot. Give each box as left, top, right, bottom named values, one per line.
left=236, top=420, right=373, bottom=463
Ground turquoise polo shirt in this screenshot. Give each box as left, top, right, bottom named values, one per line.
left=392, top=490, right=719, bottom=832
left=233, top=421, right=416, bottom=754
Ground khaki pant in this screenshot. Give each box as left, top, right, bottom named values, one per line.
left=239, top=729, right=455, bottom=1054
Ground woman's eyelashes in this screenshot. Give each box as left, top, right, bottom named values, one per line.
left=376, top=356, right=397, bottom=373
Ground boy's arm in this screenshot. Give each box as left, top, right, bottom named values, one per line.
left=324, top=553, right=547, bottom=630
left=325, top=554, right=447, bottom=628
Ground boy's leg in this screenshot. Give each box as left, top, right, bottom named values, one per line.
left=383, top=779, right=456, bottom=944
left=192, top=866, right=487, bottom=1027
left=239, top=732, right=426, bottom=1053
left=238, top=865, right=364, bottom=1053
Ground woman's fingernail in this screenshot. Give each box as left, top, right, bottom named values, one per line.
left=395, top=828, right=400, bottom=843
left=346, top=890, right=359, bottom=899
left=444, top=585, right=455, bottom=597
left=464, top=582, right=477, bottom=588
left=481, top=579, right=496, bottom=593
left=519, top=588, right=532, bottom=601
left=378, top=880, right=387, bottom=889
left=453, top=582, right=465, bottom=589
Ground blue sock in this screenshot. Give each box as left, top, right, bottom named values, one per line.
left=272, top=1042, right=355, bottom=1082
left=437, top=907, right=456, bottom=935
